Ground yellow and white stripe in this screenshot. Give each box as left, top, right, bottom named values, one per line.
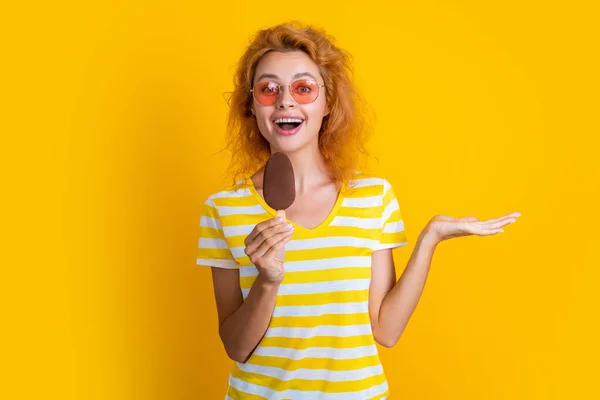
left=197, top=173, right=407, bottom=399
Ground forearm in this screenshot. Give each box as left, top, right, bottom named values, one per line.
left=376, top=227, right=439, bottom=347
left=219, top=275, right=279, bottom=362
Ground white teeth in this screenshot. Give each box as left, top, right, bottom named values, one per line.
left=274, top=118, right=304, bottom=124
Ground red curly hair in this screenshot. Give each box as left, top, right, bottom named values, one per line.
left=222, top=21, right=376, bottom=192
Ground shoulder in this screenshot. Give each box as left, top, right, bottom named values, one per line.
left=346, top=171, right=391, bottom=196
left=204, top=178, right=252, bottom=204
left=200, top=178, right=254, bottom=220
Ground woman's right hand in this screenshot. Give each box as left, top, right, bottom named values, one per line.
left=243, top=217, right=294, bottom=284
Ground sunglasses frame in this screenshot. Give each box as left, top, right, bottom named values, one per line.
left=250, top=78, right=326, bottom=106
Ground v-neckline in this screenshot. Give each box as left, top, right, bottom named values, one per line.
left=245, top=174, right=346, bottom=233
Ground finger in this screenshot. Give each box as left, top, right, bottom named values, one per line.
left=250, top=222, right=294, bottom=253
left=476, top=216, right=507, bottom=225
left=487, top=216, right=518, bottom=229
left=475, top=229, right=503, bottom=236
left=468, top=226, right=502, bottom=236
left=476, top=215, right=516, bottom=228
left=471, top=221, right=511, bottom=235
left=263, top=234, right=293, bottom=261
left=254, top=229, right=294, bottom=259
left=245, top=216, right=286, bottom=245
left=479, top=212, right=521, bottom=225
left=246, top=216, right=285, bottom=244
left=461, top=221, right=507, bottom=235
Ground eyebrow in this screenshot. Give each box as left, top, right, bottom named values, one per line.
left=255, top=72, right=318, bottom=82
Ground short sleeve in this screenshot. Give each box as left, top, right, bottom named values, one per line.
left=196, top=195, right=239, bottom=269
left=376, top=179, right=409, bottom=251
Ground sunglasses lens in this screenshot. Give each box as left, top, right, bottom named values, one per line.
left=291, top=79, right=320, bottom=104
left=253, top=79, right=321, bottom=106
left=253, top=81, right=279, bottom=106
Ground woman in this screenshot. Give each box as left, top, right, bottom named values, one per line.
left=197, top=22, right=520, bottom=399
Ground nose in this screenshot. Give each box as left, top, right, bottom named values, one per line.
left=276, top=85, right=296, bottom=109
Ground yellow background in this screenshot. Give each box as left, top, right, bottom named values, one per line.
left=2, top=1, right=599, bottom=399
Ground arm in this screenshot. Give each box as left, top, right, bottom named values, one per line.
left=210, top=216, right=294, bottom=363
left=211, top=268, right=280, bottom=363
left=368, top=226, right=439, bottom=348
left=369, top=212, right=520, bottom=348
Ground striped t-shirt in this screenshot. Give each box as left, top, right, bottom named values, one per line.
left=196, top=172, right=409, bottom=399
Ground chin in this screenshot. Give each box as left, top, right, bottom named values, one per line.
left=273, top=138, right=315, bottom=154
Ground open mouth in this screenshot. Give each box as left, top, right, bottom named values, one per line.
left=273, top=118, right=305, bottom=135
left=277, top=122, right=302, bottom=130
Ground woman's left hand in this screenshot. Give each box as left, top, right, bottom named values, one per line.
left=426, top=211, right=521, bottom=243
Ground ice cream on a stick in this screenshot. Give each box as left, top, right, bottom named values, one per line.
left=263, top=152, right=296, bottom=220
left=263, top=152, right=296, bottom=264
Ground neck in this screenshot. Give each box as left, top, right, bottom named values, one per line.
left=269, top=141, right=335, bottom=195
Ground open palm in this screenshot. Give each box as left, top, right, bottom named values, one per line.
left=428, top=212, right=521, bottom=242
